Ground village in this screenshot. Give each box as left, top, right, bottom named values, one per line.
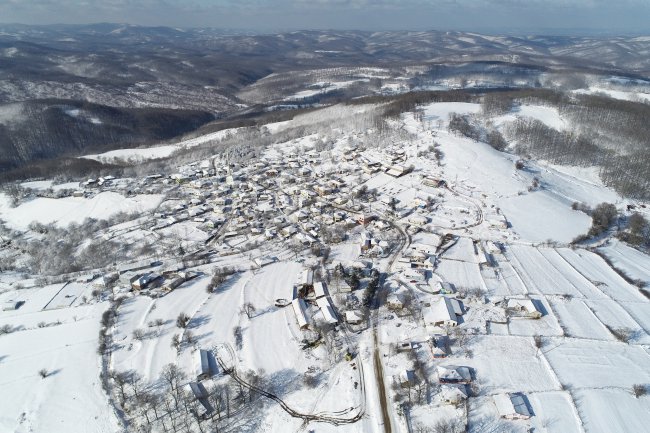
left=1, top=102, right=649, bottom=433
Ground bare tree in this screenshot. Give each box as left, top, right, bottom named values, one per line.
left=240, top=302, right=256, bottom=319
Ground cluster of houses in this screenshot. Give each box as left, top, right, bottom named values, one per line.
left=94, top=260, right=198, bottom=297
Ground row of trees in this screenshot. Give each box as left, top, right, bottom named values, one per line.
left=105, top=363, right=268, bottom=433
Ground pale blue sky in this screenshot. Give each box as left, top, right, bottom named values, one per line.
left=1, top=0, right=648, bottom=34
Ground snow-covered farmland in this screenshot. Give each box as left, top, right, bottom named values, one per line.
left=0, top=300, right=119, bottom=433
left=0, top=191, right=163, bottom=230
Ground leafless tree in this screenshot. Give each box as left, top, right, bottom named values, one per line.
left=240, top=302, right=256, bottom=319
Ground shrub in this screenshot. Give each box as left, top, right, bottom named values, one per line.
left=176, top=312, right=190, bottom=328
left=632, top=384, right=648, bottom=398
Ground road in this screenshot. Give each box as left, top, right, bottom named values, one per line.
left=371, top=217, right=411, bottom=433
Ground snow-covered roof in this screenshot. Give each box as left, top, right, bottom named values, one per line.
left=507, top=298, right=538, bottom=313
left=423, top=296, right=461, bottom=326
left=493, top=393, right=531, bottom=419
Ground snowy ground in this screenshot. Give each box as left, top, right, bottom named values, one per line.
left=0, top=292, right=119, bottom=433
left=0, top=191, right=164, bottom=230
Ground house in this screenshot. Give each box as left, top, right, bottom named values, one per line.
left=422, top=175, right=442, bottom=188
left=386, top=165, right=409, bottom=178
left=396, top=341, right=417, bottom=353
left=395, top=370, right=418, bottom=388
left=408, top=214, right=429, bottom=226
left=411, top=243, right=438, bottom=256
left=291, top=298, right=310, bottom=330
left=493, top=393, right=532, bottom=420
left=355, top=213, right=375, bottom=225
left=194, top=349, right=217, bottom=381
left=436, top=365, right=472, bottom=384
left=430, top=334, right=448, bottom=358
left=507, top=299, right=542, bottom=319
left=254, top=256, right=277, bottom=268
left=386, top=293, right=404, bottom=310
left=2, top=300, right=23, bottom=311
left=345, top=310, right=363, bottom=325
left=131, top=273, right=162, bottom=291
left=95, top=271, right=119, bottom=289
left=423, top=296, right=463, bottom=327
left=280, top=225, right=298, bottom=238
left=440, top=385, right=468, bottom=405
left=402, top=267, right=426, bottom=284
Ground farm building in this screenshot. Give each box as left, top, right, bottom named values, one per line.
left=507, top=298, right=542, bottom=319
left=161, top=275, right=185, bottom=292
left=194, top=349, right=217, bottom=381
left=423, top=296, right=463, bottom=327
left=316, top=297, right=338, bottom=325
left=493, top=393, right=532, bottom=420
left=292, top=298, right=310, bottom=330
left=313, top=281, right=329, bottom=299
left=185, top=381, right=215, bottom=417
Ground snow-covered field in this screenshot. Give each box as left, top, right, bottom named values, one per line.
left=0, top=293, right=119, bottom=433
left=0, top=191, right=164, bottom=230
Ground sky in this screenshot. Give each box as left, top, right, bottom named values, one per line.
left=1, top=0, right=649, bottom=34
